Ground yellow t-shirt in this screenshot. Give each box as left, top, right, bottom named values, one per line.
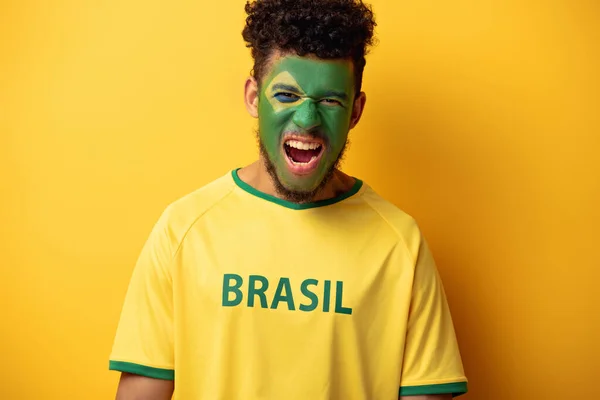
left=109, top=169, right=468, bottom=399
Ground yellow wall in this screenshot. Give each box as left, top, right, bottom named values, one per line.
left=2, top=1, right=598, bottom=398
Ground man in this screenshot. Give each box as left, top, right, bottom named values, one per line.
left=108, top=0, right=468, bottom=399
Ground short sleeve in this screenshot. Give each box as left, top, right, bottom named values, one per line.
left=399, top=237, right=468, bottom=397
left=108, top=209, right=175, bottom=380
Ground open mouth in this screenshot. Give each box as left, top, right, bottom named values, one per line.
left=283, top=138, right=324, bottom=174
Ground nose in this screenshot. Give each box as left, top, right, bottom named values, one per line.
left=292, top=100, right=321, bottom=130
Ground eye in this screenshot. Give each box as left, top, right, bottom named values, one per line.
left=274, top=92, right=300, bottom=103
left=320, top=98, right=342, bottom=106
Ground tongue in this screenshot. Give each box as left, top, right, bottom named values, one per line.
left=288, top=147, right=319, bottom=163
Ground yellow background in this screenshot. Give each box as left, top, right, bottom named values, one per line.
left=1, top=0, right=598, bottom=399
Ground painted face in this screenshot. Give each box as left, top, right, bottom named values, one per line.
left=258, top=55, right=356, bottom=199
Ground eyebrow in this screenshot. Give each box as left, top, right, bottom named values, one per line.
left=271, top=84, right=303, bottom=94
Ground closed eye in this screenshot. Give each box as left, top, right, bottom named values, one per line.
left=274, top=92, right=301, bottom=103
left=320, top=98, right=343, bottom=107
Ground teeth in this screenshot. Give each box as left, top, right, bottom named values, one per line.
left=285, top=140, right=321, bottom=150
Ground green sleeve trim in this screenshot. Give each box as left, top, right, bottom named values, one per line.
left=109, top=360, right=174, bottom=380
left=399, top=381, right=468, bottom=397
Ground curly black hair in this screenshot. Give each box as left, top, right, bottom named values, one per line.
left=242, top=0, right=377, bottom=97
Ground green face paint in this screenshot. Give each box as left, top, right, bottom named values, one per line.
left=258, top=55, right=356, bottom=199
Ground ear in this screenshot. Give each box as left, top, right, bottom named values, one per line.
left=244, top=76, right=259, bottom=118
left=349, top=92, right=367, bottom=130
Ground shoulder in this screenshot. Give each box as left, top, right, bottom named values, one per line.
left=358, top=183, right=425, bottom=260
left=155, top=170, right=237, bottom=241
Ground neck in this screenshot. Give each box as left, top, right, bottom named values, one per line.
left=236, top=158, right=355, bottom=203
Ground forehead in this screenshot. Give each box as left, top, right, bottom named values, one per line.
left=263, top=55, right=355, bottom=93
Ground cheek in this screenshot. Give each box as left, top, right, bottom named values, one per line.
left=322, top=109, right=352, bottom=142
left=259, top=106, right=288, bottom=135
left=259, top=107, right=295, bottom=152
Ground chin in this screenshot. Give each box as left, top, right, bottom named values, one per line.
left=280, top=172, right=321, bottom=191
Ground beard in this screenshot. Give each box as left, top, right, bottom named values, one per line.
left=257, top=130, right=349, bottom=204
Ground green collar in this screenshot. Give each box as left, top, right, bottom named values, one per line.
left=232, top=169, right=363, bottom=210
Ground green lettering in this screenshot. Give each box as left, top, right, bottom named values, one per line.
left=299, top=279, right=318, bottom=312
left=334, top=281, right=352, bottom=315
left=248, top=275, right=269, bottom=308
left=222, top=273, right=243, bottom=307
left=270, top=277, right=295, bottom=311
left=323, top=280, right=331, bottom=312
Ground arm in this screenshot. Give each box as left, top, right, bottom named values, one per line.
left=398, top=231, right=467, bottom=398
left=109, top=209, right=176, bottom=398
left=115, top=373, right=174, bottom=400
